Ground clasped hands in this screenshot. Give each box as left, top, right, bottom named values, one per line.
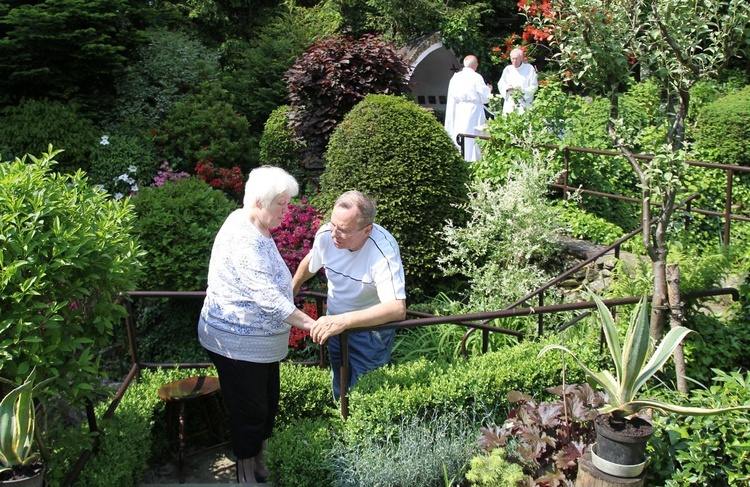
left=308, top=314, right=345, bottom=344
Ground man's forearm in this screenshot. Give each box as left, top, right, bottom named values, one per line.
left=309, top=299, right=406, bottom=344
left=343, top=299, right=406, bottom=329
left=292, top=253, right=315, bottom=297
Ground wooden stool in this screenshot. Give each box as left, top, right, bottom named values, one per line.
left=158, top=376, right=227, bottom=483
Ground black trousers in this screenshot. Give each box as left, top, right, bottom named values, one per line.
left=207, top=349, right=280, bottom=460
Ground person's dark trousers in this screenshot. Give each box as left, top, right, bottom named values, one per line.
left=207, top=349, right=279, bottom=460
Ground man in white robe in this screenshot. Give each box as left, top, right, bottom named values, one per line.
left=497, top=48, right=538, bottom=115
left=444, top=55, right=492, bottom=162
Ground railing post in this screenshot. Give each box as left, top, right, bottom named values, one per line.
left=340, top=332, right=349, bottom=420
left=537, top=292, right=544, bottom=336
left=315, top=295, right=327, bottom=367
left=124, top=299, right=140, bottom=373
left=563, top=147, right=570, bottom=201
left=725, top=169, right=734, bottom=245
left=457, top=134, right=465, bottom=159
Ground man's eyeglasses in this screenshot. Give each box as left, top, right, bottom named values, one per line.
left=329, top=222, right=369, bottom=239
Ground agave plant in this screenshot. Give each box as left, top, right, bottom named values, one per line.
left=539, top=293, right=750, bottom=419
left=0, top=369, right=45, bottom=475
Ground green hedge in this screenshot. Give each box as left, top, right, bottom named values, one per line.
left=695, top=85, right=750, bottom=167
left=647, top=370, right=750, bottom=486
left=131, top=177, right=236, bottom=292
left=318, top=94, right=469, bottom=298
left=266, top=334, right=602, bottom=486
left=258, top=105, right=304, bottom=182
left=48, top=367, right=198, bottom=487
left=0, top=149, right=142, bottom=401
left=344, top=335, right=600, bottom=445
left=0, top=100, right=100, bottom=174
left=55, top=364, right=330, bottom=486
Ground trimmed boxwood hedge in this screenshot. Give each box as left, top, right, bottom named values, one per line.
left=695, top=85, right=750, bottom=167
left=342, top=335, right=602, bottom=444
left=317, top=94, right=469, bottom=298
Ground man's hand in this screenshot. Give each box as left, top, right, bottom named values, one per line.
left=310, top=315, right=348, bottom=344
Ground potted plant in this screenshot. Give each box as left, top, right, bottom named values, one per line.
left=0, top=369, right=49, bottom=486
left=539, top=293, right=750, bottom=478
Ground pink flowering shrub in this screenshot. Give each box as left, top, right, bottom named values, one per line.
left=152, top=161, right=190, bottom=187
left=272, top=199, right=322, bottom=273
left=272, top=200, right=325, bottom=357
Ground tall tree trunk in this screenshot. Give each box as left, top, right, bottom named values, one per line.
left=667, top=263, right=688, bottom=393
left=650, top=251, right=668, bottom=340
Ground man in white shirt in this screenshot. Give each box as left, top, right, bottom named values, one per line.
left=444, top=54, right=492, bottom=162
left=497, top=48, right=538, bottom=115
left=293, top=191, right=406, bottom=400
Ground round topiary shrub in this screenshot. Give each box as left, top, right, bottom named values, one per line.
left=695, top=85, right=750, bottom=167
left=259, top=105, right=304, bottom=182
left=131, top=177, right=237, bottom=291
left=0, top=148, right=142, bottom=403
left=318, top=94, right=469, bottom=298
left=0, top=99, right=100, bottom=174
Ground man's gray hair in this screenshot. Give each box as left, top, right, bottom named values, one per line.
left=334, top=190, right=376, bottom=226
left=463, top=55, right=479, bottom=69
left=243, top=166, right=299, bottom=209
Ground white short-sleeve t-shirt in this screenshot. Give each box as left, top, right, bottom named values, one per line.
left=308, top=223, right=406, bottom=314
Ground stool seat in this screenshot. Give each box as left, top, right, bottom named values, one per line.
left=159, top=376, right=221, bottom=402
left=157, top=376, right=227, bottom=483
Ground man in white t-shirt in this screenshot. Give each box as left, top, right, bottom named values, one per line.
left=497, top=48, right=538, bottom=115
left=293, top=191, right=407, bottom=400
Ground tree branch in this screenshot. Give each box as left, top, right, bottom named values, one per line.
left=650, top=0, right=700, bottom=77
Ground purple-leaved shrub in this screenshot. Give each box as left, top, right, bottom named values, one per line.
left=479, top=383, right=605, bottom=486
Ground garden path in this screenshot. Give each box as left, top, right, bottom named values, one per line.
left=138, top=444, right=270, bottom=486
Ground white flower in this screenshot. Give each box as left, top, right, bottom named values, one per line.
left=100, top=135, right=110, bottom=145
left=117, top=173, right=129, bottom=181
left=128, top=165, right=137, bottom=173
left=127, top=177, right=135, bottom=185
left=131, top=184, right=139, bottom=192
left=114, top=192, right=123, bottom=200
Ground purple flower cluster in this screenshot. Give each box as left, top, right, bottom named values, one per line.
left=272, top=199, right=322, bottom=273
left=152, top=161, right=190, bottom=187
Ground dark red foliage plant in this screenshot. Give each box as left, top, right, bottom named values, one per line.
left=284, top=32, right=410, bottom=169
left=479, top=383, right=605, bottom=486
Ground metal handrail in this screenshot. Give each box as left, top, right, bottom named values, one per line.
left=458, top=133, right=750, bottom=245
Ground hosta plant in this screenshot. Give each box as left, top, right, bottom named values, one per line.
left=539, top=293, right=750, bottom=419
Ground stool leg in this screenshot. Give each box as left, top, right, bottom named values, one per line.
left=178, top=401, right=186, bottom=484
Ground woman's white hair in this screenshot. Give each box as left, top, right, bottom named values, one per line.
left=243, top=166, right=299, bottom=208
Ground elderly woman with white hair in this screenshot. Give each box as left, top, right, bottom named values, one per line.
left=198, top=166, right=315, bottom=484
